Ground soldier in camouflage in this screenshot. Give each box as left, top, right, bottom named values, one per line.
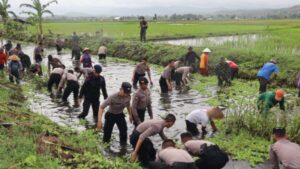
left=215, top=57, right=231, bottom=86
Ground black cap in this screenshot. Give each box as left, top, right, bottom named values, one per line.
left=139, top=77, right=149, bottom=84
left=94, top=64, right=102, bottom=73
left=273, top=127, right=286, bottom=135
left=121, top=82, right=132, bottom=94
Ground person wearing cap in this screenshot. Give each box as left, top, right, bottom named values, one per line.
left=98, top=44, right=107, bottom=60
left=215, top=57, right=231, bottom=87
left=199, top=48, right=211, bottom=76
left=7, top=55, right=22, bottom=84
left=47, top=65, right=65, bottom=94
left=97, top=82, right=132, bottom=146
left=48, top=55, right=63, bottom=74
left=270, top=128, right=300, bottom=169
left=34, top=42, right=44, bottom=64
left=257, top=89, right=285, bottom=115
left=130, top=114, right=176, bottom=167
left=74, top=67, right=94, bottom=80
left=185, top=47, right=198, bottom=71
left=148, top=139, right=197, bottom=169
left=173, top=66, right=193, bottom=89
left=180, top=132, right=229, bottom=169
left=140, top=16, right=148, bottom=42
left=0, top=48, right=7, bottom=71
left=80, top=48, right=92, bottom=68
left=257, top=59, right=279, bottom=93
left=226, top=59, right=239, bottom=80
left=78, top=65, right=108, bottom=119
left=185, top=107, right=224, bottom=138
left=132, top=57, right=153, bottom=89
left=159, top=60, right=175, bottom=93
left=58, top=69, right=80, bottom=107
left=132, top=77, right=153, bottom=126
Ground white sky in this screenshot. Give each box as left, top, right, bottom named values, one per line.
left=8, top=0, right=300, bottom=16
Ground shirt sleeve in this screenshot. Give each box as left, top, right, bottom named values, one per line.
left=100, top=95, right=112, bottom=109
left=139, top=127, right=155, bottom=140
left=269, top=146, right=280, bottom=169
left=274, top=65, right=279, bottom=74
left=101, top=77, right=108, bottom=99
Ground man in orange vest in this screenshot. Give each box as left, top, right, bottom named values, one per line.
left=199, top=48, right=211, bottom=76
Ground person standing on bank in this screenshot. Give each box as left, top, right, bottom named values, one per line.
left=199, top=48, right=211, bottom=76
left=130, top=114, right=176, bottom=167
left=159, top=60, right=175, bottom=93
left=78, top=65, right=108, bottom=120
left=132, top=77, right=153, bottom=126
left=270, top=128, right=300, bottom=169
left=97, top=82, right=132, bottom=147
left=132, top=57, right=153, bottom=89
left=257, top=59, right=279, bottom=93
left=98, top=45, right=107, bottom=60
left=58, top=69, right=80, bottom=107
left=140, top=16, right=148, bottom=42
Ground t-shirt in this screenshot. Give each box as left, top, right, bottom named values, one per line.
left=257, top=91, right=285, bottom=114
left=257, top=62, right=279, bottom=80
left=136, top=120, right=164, bottom=140
left=100, top=92, right=131, bottom=114
left=186, top=109, right=210, bottom=126
left=226, top=60, right=238, bottom=69
left=162, top=66, right=173, bottom=79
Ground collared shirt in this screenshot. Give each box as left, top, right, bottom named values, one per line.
left=184, top=140, right=213, bottom=156
left=59, top=73, right=78, bottom=89
left=98, top=46, right=107, bottom=54
left=162, top=66, right=173, bottom=79
left=51, top=68, right=65, bottom=76
left=100, top=92, right=131, bottom=114
left=135, top=62, right=150, bottom=75
left=156, top=147, right=194, bottom=166
left=269, top=139, right=300, bottom=169
left=257, top=91, right=285, bottom=114
left=79, top=74, right=108, bottom=100
left=132, top=88, right=152, bottom=124
left=136, top=119, right=166, bottom=140
left=176, top=67, right=191, bottom=81
left=186, top=109, right=210, bottom=126
left=257, top=62, right=279, bottom=80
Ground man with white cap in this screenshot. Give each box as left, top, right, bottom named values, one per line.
left=80, top=48, right=92, bottom=68
left=199, top=48, right=211, bottom=76
left=185, top=107, right=224, bottom=138
left=257, top=59, right=279, bottom=93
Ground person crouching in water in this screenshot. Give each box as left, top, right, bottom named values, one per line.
left=58, top=69, right=80, bottom=107
left=97, top=82, right=132, bottom=148
left=130, top=114, right=176, bottom=167
left=132, top=77, right=153, bottom=127
left=48, top=65, right=65, bottom=95
left=185, top=107, right=224, bottom=139
left=77, top=65, right=108, bottom=120
left=180, top=132, right=229, bottom=169
left=148, top=139, right=197, bottom=169
left=173, top=66, right=193, bottom=89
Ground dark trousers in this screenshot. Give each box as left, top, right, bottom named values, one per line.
left=56, top=45, right=62, bottom=55
left=98, top=54, right=106, bottom=60
left=230, top=68, right=239, bottom=80
left=149, top=162, right=197, bottom=169
left=133, top=73, right=145, bottom=88
left=9, top=71, right=20, bottom=84
left=133, top=109, right=146, bottom=127
left=34, top=54, right=42, bottom=63
left=173, top=72, right=183, bottom=87
left=258, top=76, right=268, bottom=94
left=62, top=81, right=79, bottom=102
left=217, top=75, right=231, bottom=86
left=48, top=74, right=61, bottom=92
left=140, top=29, right=146, bottom=42
left=78, top=99, right=100, bottom=119
left=130, top=130, right=156, bottom=167
left=103, top=113, right=127, bottom=145
left=159, top=76, right=168, bottom=93
left=186, top=120, right=199, bottom=136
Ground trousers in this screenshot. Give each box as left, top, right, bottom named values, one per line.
left=62, top=80, right=79, bottom=102
left=103, top=113, right=127, bottom=146
left=159, top=76, right=168, bottom=93
left=48, top=74, right=61, bottom=92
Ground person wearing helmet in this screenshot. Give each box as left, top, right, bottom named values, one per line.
left=199, top=48, right=211, bottom=76
left=257, top=89, right=285, bottom=115
left=257, top=59, right=279, bottom=93
left=185, top=107, right=224, bottom=139
left=80, top=48, right=92, bottom=68
left=96, top=82, right=132, bottom=147
left=78, top=65, right=108, bottom=119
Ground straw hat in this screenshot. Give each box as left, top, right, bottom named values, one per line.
left=203, top=48, right=211, bottom=53
left=8, top=55, right=20, bottom=61
left=207, top=107, right=224, bottom=119
left=83, top=48, right=90, bottom=52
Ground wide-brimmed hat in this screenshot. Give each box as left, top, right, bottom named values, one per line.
left=275, top=89, right=284, bottom=101
left=203, top=48, right=211, bottom=53
left=8, top=55, right=20, bottom=61
left=207, top=107, right=224, bottom=119
left=83, top=48, right=91, bottom=52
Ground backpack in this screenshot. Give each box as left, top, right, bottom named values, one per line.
left=10, top=61, right=20, bottom=72
left=199, top=144, right=229, bottom=169
left=82, top=54, right=92, bottom=67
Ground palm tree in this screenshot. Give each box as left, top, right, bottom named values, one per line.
left=20, top=0, right=57, bottom=40
left=0, top=0, right=17, bottom=25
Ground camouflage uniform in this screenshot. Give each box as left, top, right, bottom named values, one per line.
left=215, top=62, right=231, bottom=86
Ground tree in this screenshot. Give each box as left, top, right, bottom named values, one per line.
left=0, top=0, right=17, bottom=25
left=20, top=0, right=57, bottom=41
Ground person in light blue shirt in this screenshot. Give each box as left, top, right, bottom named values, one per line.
left=257, top=59, right=279, bottom=93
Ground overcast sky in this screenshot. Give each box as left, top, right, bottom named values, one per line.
left=9, top=0, right=300, bottom=16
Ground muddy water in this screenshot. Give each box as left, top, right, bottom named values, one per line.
left=156, top=34, right=257, bottom=46
left=4, top=40, right=271, bottom=169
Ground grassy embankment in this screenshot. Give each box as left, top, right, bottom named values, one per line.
left=0, top=75, right=141, bottom=168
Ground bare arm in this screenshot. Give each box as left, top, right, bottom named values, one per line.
left=97, top=107, right=105, bottom=130
left=127, top=105, right=133, bottom=124
left=159, top=131, right=168, bottom=140
left=166, top=79, right=172, bottom=91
